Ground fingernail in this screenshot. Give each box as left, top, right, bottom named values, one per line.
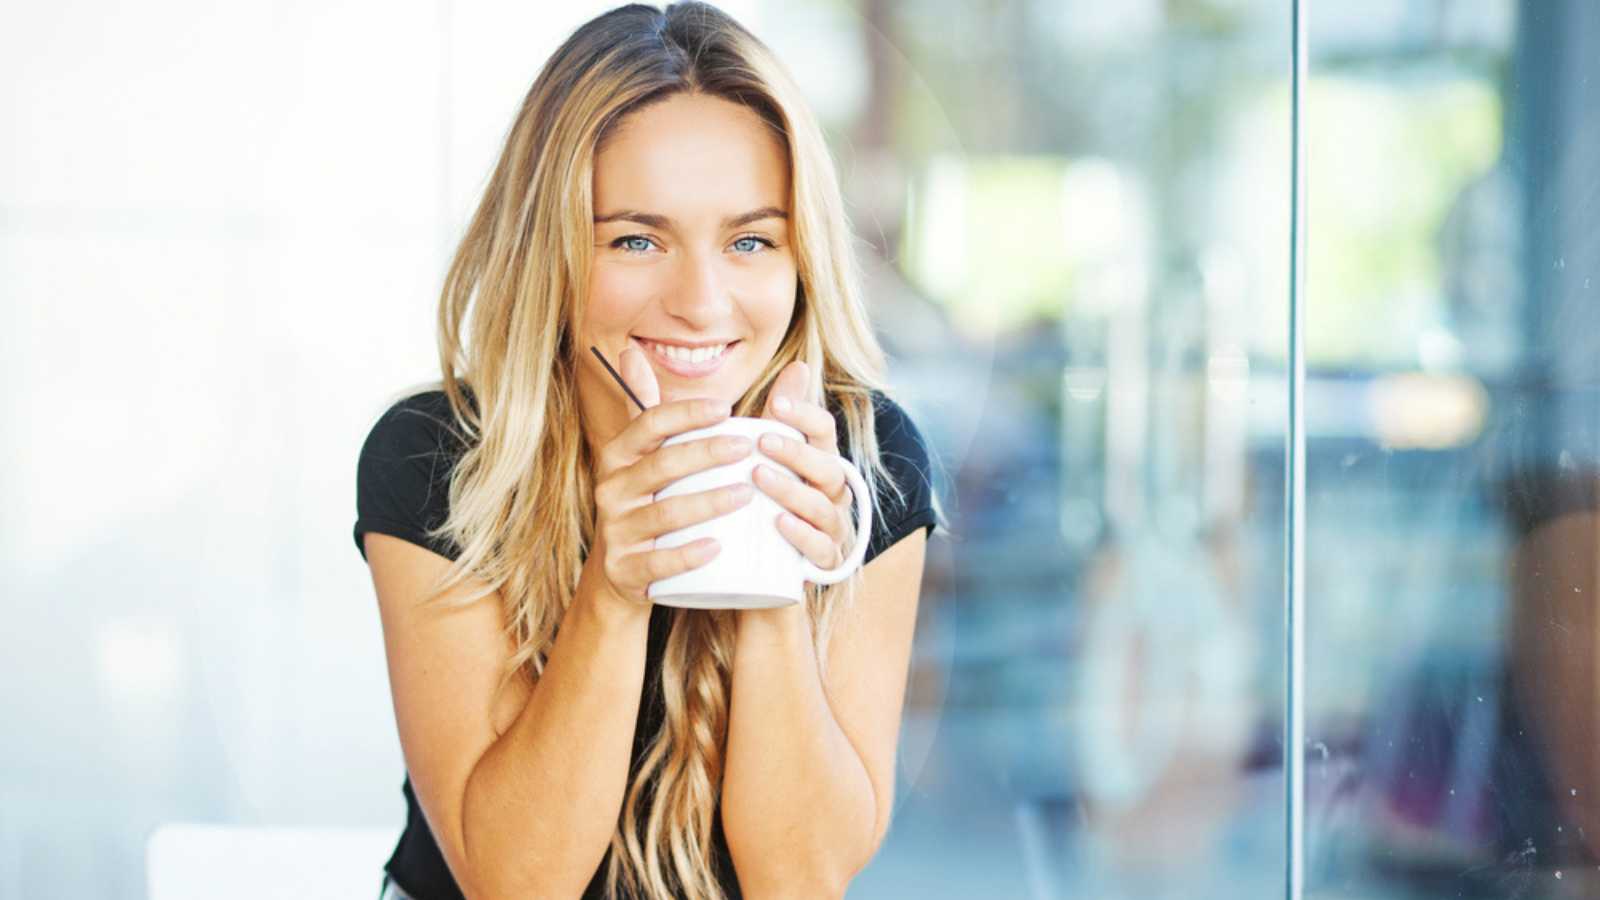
left=774, top=396, right=791, bottom=413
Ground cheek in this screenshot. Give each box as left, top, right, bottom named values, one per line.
left=586, top=265, right=653, bottom=331
left=741, top=261, right=798, bottom=331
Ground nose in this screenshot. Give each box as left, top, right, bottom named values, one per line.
left=662, top=247, right=735, bottom=329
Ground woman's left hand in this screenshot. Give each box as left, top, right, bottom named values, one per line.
left=753, top=360, right=856, bottom=572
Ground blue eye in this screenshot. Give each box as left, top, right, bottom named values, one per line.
left=733, top=236, right=775, bottom=254
left=612, top=235, right=655, bottom=254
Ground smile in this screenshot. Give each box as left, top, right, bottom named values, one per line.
left=632, top=336, right=740, bottom=378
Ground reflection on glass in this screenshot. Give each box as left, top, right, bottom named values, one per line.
left=1306, top=0, right=1600, bottom=897
left=786, top=1, right=1292, bottom=896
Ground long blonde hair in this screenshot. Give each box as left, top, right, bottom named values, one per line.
left=401, top=3, right=942, bottom=896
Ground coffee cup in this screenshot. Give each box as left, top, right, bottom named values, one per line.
left=647, top=416, right=873, bottom=609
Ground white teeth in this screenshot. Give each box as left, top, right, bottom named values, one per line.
left=643, top=340, right=727, bottom=365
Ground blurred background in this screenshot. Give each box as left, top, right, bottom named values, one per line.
left=3, top=0, right=1597, bottom=897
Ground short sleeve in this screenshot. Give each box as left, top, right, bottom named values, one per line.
left=353, top=390, right=470, bottom=563
left=837, top=391, right=939, bottom=567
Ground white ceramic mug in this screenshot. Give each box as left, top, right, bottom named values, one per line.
left=647, top=416, right=872, bottom=609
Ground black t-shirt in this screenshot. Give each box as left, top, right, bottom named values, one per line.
left=353, top=386, right=938, bottom=900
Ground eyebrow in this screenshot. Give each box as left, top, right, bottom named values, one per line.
left=593, top=206, right=788, bottom=230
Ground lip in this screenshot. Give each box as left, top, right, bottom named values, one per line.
left=631, top=335, right=740, bottom=379
left=635, top=336, right=737, bottom=348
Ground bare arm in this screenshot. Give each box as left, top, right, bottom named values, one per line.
left=461, top=569, right=652, bottom=898
left=369, top=373, right=747, bottom=898
left=721, top=602, right=878, bottom=899
left=721, top=366, right=929, bottom=897
left=463, top=389, right=753, bottom=897
left=722, top=533, right=928, bottom=899
left=366, top=528, right=655, bottom=900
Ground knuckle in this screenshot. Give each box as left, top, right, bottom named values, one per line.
left=696, top=490, right=721, bottom=519
left=676, top=399, right=707, bottom=424
left=599, top=479, right=629, bottom=516
left=647, top=548, right=677, bottom=581
left=668, top=441, right=696, bottom=473
left=597, top=445, right=624, bottom=478
left=648, top=446, right=676, bottom=484
left=645, top=497, right=671, bottom=534
left=680, top=541, right=711, bottom=571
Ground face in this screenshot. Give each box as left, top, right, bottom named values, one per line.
left=577, top=91, right=798, bottom=447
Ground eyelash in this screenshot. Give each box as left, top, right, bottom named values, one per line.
left=609, top=234, right=776, bottom=255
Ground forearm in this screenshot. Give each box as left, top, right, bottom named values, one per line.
left=721, top=604, right=877, bottom=899
left=461, top=578, right=650, bottom=898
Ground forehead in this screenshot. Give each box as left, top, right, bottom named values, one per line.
left=592, top=93, right=790, bottom=219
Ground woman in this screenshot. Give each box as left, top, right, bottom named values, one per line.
left=354, top=3, right=944, bottom=898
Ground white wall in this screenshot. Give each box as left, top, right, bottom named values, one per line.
left=0, top=1, right=693, bottom=895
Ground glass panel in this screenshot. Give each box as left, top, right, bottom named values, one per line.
left=745, top=1, right=1293, bottom=895
left=1305, top=1, right=1600, bottom=897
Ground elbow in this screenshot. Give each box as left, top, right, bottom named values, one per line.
left=458, top=784, right=545, bottom=900
left=730, top=835, right=876, bottom=900
left=830, top=805, right=891, bottom=894
left=458, top=779, right=497, bottom=897
left=819, top=859, right=864, bottom=900
left=459, top=828, right=567, bottom=900
left=780, top=855, right=860, bottom=900
left=738, top=868, right=851, bottom=900
left=462, top=799, right=611, bottom=898
left=462, top=811, right=597, bottom=900
left=457, top=819, right=508, bottom=900
left=834, top=828, right=886, bottom=898
left=726, top=796, right=884, bottom=899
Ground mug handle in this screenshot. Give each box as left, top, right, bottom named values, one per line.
left=799, top=457, right=873, bottom=585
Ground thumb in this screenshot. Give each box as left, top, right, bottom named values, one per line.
left=619, top=343, right=660, bottom=420
left=765, top=359, right=809, bottom=417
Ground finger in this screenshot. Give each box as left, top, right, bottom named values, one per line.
left=618, top=480, right=754, bottom=545
left=756, top=431, right=850, bottom=504
left=775, top=506, right=846, bottom=570
left=765, top=396, right=839, bottom=454
left=752, top=462, right=845, bottom=544
left=605, top=397, right=730, bottom=474
left=619, top=343, right=660, bottom=421
left=763, top=359, right=811, bottom=418
left=623, top=536, right=721, bottom=587
left=630, top=433, right=754, bottom=496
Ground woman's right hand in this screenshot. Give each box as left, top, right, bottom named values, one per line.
left=583, top=346, right=756, bottom=613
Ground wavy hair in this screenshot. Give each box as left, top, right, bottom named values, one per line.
left=397, top=3, right=945, bottom=897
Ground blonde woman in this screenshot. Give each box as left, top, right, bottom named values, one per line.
left=354, top=3, right=944, bottom=898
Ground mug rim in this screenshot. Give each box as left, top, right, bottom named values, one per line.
left=660, top=415, right=805, bottom=446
